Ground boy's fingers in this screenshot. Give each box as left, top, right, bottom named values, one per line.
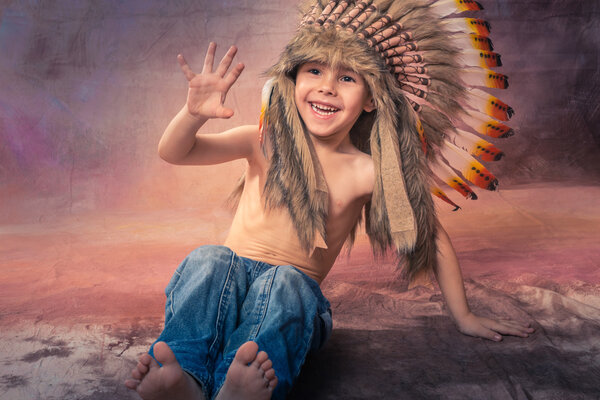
left=484, top=319, right=530, bottom=338
left=478, top=326, right=502, bottom=341
left=202, top=42, right=217, bottom=74
left=215, top=106, right=234, bottom=119
left=224, top=63, right=245, bottom=87
left=216, top=45, right=238, bottom=77
left=177, top=54, right=195, bottom=81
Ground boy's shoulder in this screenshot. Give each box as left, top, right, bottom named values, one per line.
left=321, top=146, right=374, bottom=202
left=348, top=149, right=374, bottom=199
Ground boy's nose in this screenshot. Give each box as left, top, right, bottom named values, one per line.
left=318, top=74, right=336, bottom=95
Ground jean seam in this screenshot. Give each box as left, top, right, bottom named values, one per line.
left=168, top=291, right=175, bottom=316
left=166, top=266, right=183, bottom=317
left=248, top=266, right=275, bottom=339
left=208, top=251, right=236, bottom=359
left=251, top=259, right=264, bottom=281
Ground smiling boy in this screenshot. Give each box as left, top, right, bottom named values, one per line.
left=126, top=1, right=533, bottom=399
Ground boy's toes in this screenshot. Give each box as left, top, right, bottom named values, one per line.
left=131, top=367, right=143, bottom=381
left=260, top=359, right=272, bottom=371
left=268, top=375, right=278, bottom=390
left=264, top=368, right=276, bottom=380
left=153, top=341, right=178, bottom=365
left=136, top=361, right=150, bottom=375
left=234, top=341, right=259, bottom=365
left=139, top=352, right=155, bottom=368
left=252, top=350, right=269, bottom=367
left=124, top=379, right=139, bottom=390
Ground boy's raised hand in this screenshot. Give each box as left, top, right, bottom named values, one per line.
left=178, top=42, right=245, bottom=120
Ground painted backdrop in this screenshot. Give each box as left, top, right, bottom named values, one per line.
left=0, top=1, right=599, bottom=399
left=1, top=0, right=598, bottom=223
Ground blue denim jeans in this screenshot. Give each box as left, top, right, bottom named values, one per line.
left=149, top=245, right=332, bottom=400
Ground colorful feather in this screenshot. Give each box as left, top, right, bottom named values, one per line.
left=441, top=142, right=498, bottom=190
left=258, top=78, right=274, bottom=145
left=430, top=0, right=483, bottom=18
left=431, top=160, right=478, bottom=199
left=461, top=68, right=508, bottom=89
left=448, top=33, right=494, bottom=53
left=432, top=186, right=461, bottom=211
left=460, top=49, right=502, bottom=68
left=466, top=33, right=493, bottom=51
left=465, top=88, right=514, bottom=121
left=446, top=128, right=504, bottom=162
left=461, top=109, right=514, bottom=138
left=416, top=118, right=427, bottom=154
left=443, top=18, right=491, bottom=37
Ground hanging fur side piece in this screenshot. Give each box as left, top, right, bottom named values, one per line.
left=262, top=78, right=329, bottom=253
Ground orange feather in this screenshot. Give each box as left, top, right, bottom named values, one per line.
left=432, top=187, right=462, bottom=211
left=447, top=129, right=504, bottom=162
left=441, top=142, right=498, bottom=190
left=462, top=68, right=508, bottom=89
left=465, top=88, right=514, bottom=121
left=432, top=160, right=478, bottom=199
left=461, top=110, right=514, bottom=138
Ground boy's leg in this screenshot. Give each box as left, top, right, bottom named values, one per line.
left=213, top=264, right=332, bottom=400
left=149, top=245, right=252, bottom=399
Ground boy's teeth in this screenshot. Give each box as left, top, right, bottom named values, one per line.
left=311, top=103, right=338, bottom=115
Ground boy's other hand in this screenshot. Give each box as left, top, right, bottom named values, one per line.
left=178, top=42, right=245, bottom=120
left=455, top=312, right=535, bottom=342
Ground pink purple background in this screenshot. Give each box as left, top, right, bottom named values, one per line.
left=1, top=0, right=598, bottom=223
left=1, top=1, right=599, bottom=399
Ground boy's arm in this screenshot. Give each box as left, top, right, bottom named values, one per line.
left=434, top=224, right=534, bottom=341
left=158, top=43, right=259, bottom=165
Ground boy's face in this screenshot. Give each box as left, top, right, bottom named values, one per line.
left=294, top=62, right=374, bottom=141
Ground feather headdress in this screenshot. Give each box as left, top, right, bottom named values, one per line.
left=252, top=0, right=514, bottom=279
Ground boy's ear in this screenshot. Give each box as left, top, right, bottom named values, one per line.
left=363, top=96, right=376, bottom=113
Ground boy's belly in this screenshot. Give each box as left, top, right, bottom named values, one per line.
left=224, top=197, right=334, bottom=284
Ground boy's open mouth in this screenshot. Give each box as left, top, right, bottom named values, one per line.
left=310, top=102, right=339, bottom=116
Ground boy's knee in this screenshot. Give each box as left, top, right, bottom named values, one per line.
left=274, top=265, right=304, bottom=283
left=272, top=265, right=317, bottom=297
left=186, top=245, right=232, bottom=264
left=177, top=245, right=235, bottom=279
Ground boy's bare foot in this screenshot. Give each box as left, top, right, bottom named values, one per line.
left=124, top=341, right=205, bottom=400
left=216, top=341, right=278, bottom=400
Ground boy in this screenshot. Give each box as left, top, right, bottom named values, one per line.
left=126, top=2, right=533, bottom=399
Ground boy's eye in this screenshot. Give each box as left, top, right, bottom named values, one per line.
left=340, top=75, right=356, bottom=83
left=308, top=68, right=320, bottom=75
